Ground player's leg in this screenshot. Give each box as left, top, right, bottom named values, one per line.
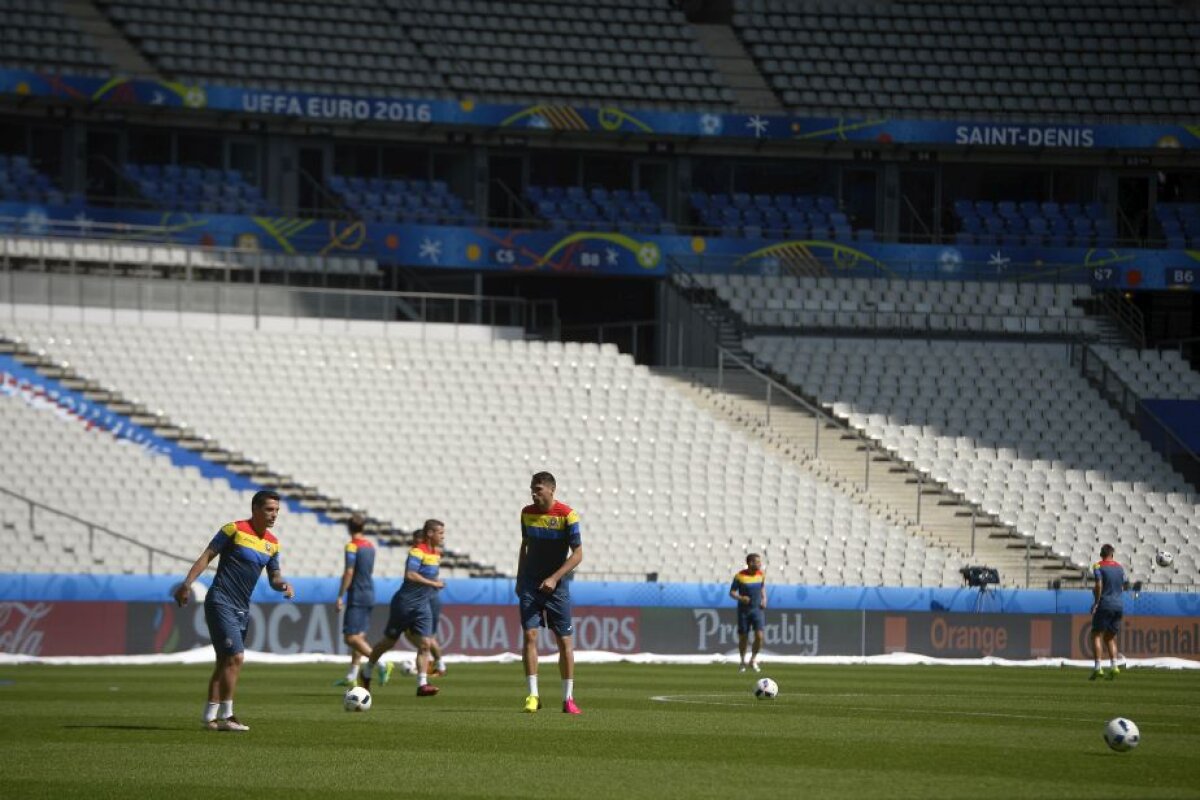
left=750, top=625, right=764, bottom=671
left=1104, top=624, right=1120, bottom=678
left=339, top=605, right=373, bottom=685
left=737, top=611, right=750, bottom=671
left=1088, top=613, right=1105, bottom=679
left=203, top=602, right=249, bottom=730
left=409, top=632, right=439, bottom=696
left=546, top=588, right=580, bottom=714
left=519, top=588, right=545, bottom=711
left=362, top=634, right=398, bottom=690
left=429, top=636, right=446, bottom=676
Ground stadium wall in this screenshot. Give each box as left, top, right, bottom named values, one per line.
left=2, top=575, right=1197, bottom=661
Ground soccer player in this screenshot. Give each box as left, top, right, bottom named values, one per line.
left=334, top=513, right=375, bottom=686
left=409, top=526, right=449, bottom=677
left=360, top=519, right=445, bottom=697
left=1089, top=543, right=1125, bottom=681
left=729, top=553, right=767, bottom=673
left=517, top=471, right=583, bottom=715
left=174, top=490, right=295, bottom=731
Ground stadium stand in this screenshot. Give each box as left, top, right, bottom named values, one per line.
left=0, top=318, right=964, bottom=586
left=0, top=155, right=77, bottom=207
left=121, top=163, right=274, bottom=215
left=0, top=393, right=336, bottom=575
left=327, top=174, right=474, bottom=225
left=396, top=0, right=733, bottom=107
left=690, top=191, right=864, bottom=241
left=1155, top=203, right=1200, bottom=250
left=0, top=0, right=112, bottom=76
left=526, top=185, right=669, bottom=233
left=732, top=0, right=1200, bottom=121
left=690, top=275, right=1095, bottom=336
left=953, top=199, right=1116, bottom=249
left=744, top=336, right=1198, bottom=584
left=92, top=0, right=731, bottom=108
left=1090, top=345, right=1200, bottom=400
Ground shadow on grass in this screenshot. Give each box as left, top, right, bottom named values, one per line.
left=63, top=724, right=178, bottom=731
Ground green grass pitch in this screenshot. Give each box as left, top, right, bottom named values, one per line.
left=1, top=662, right=1198, bottom=799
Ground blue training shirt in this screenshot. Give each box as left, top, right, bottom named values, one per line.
left=731, top=569, right=765, bottom=609
left=1093, top=558, right=1125, bottom=612
left=398, top=542, right=440, bottom=605
left=344, top=536, right=376, bottom=607
left=206, top=519, right=281, bottom=612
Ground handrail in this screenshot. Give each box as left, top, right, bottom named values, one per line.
left=1097, top=290, right=1147, bottom=349
left=0, top=485, right=198, bottom=574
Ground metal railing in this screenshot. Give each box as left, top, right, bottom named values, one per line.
left=0, top=485, right=197, bottom=575
left=1097, top=290, right=1147, bottom=349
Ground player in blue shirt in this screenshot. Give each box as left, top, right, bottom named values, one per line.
left=174, top=490, right=295, bottom=731
left=334, top=513, right=376, bottom=686
left=517, top=471, right=583, bottom=715
left=729, top=553, right=768, bottom=673
left=361, top=519, right=445, bottom=697
left=1089, top=543, right=1126, bottom=681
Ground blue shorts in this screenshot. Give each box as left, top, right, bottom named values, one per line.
left=738, top=608, right=765, bottom=634
left=205, top=601, right=248, bottom=656
left=342, top=604, right=372, bottom=636
left=429, top=594, right=442, bottom=636
left=384, top=595, right=433, bottom=640
left=1092, top=607, right=1123, bottom=636
left=518, top=582, right=574, bottom=637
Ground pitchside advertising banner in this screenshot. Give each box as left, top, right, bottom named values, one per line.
left=4, top=602, right=1199, bottom=660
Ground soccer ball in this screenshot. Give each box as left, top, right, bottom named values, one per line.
left=400, top=660, right=417, bottom=676
left=1156, top=550, right=1174, bottom=568
left=1104, top=717, right=1140, bottom=752
left=754, top=678, right=779, bottom=699
left=343, top=686, right=372, bottom=712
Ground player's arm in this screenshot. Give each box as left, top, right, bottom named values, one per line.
left=515, top=527, right=527, bottom=596
left=1091, top=568, right=1102, bottom=613
left=539, top=544, right=583, bottom=593
left=404, top=567, right=444, bottom=590
left=335, top=566, right=353, bottom=610
left=760, top=580, right=768, bottom=609
left=268, top=568, right=295, bottom=599
left=730, top=577, right=748, bottom=604
left=174, top=547, right=219, bottom=606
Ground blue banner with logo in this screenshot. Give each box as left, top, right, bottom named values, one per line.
left=3, top=68, right=1199, bottom=150
left=4, top=200, right=1199, bottom=291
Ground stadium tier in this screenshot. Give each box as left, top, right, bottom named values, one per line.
left=526, top=185, right=669, bottom=233
left=1, top=318, right=964, bottom=586
left=1091, top=345, right=1200, bottom=401
left=689, top=192, right=863, bottom=242
left=0, top=154, right=76, bottom=207
left=328, top=174, right=474, bottom=226
left=122, top=163, right=274, bottom=215
left=0, top=0, right=112, bottom=76
left=953, top=199, right=1116, bottom=249
left=1155, top=203, right=1200, bottom=250
left=733, top=0, right=1200, bottom=120
left=690, top=275, right=1095, bottom=336
left=744, top=336, right=1198, bottom=584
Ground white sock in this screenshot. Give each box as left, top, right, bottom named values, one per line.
left=562, top=679, right=574, bottom=702
left=418, top=673, right=428, bottom=687
left=436, top=659, right=446, bottom=672
left=218, top=700, right=233, bottom=719
left=1093, top=658, right=1101, bottom=669
left=203, top=702, right=219, bottom=723
left=527, top=675, right=539, bottom=696
left=346, top=663, right=360, bottom=681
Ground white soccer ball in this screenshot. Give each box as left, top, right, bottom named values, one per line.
left=1156, top=550, right=1174, bottom=568
left=754, top=677, right=779, bottom=699
left=400, top=660, right=417, bottom=676
left=1104, top=717, right=1140, bottom=752
left=343, top=686, right=372, bottom=712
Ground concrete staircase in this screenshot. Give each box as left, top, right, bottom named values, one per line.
left=656, top=364, right=1085, bottom=588
left=63, top=0, right=158, bottom=78
left=692, top=23, right=783, bottom=112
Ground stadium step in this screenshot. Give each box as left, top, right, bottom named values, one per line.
left=691, top=23, right=784, bottom=113
left=62, top=0, right=159, bottom=80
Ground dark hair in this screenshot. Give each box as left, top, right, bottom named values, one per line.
left=347, top=513, right=365, bottom=535
left=251, top=490, right=281, bottom=510
left=1100, top=543, right=1115, bottom=558
left=531, top=471, right=556, bottom=488
left=746, top=553, right=761, bottom=565
left=423, top=519, right=444, bottom=534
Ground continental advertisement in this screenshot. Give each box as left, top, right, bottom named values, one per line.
left=2, top=601, right=1198, bottom=660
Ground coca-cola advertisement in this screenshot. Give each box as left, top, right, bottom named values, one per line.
left=0, top=602, right=126, bottom=656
